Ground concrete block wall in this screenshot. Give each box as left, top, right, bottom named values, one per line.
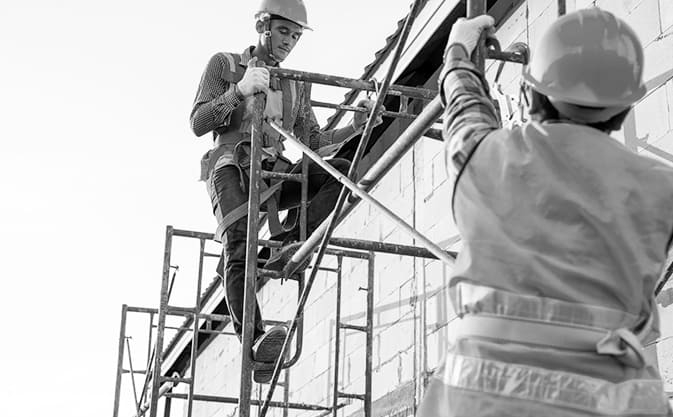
left=183, top=1, right=673, bottom=416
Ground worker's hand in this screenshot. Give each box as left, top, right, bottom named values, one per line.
left=237, top=57, right=270, bottom=97
left=352, top=99, right=384, bottom=131
left=446, top=15, right=496, bottom=57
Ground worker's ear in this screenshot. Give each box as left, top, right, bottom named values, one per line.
left=255, top=20, right=265, bottom=34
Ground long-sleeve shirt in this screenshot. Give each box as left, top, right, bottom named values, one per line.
left=436, top=42, right=673, bottom=415
left=190, top=52, right=245, bottom=138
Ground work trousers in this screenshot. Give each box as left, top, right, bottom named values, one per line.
left=208, top=157, right=350, bottom=341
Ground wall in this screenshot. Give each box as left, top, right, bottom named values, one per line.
left=183, top=1, right=673, bottom=416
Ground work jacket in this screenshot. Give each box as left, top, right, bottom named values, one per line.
left=418, top=46, right=673, bottom=417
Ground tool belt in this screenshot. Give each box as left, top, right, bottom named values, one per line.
left=216, top=140, right=299, bottom=239
left=449, top=282, right=654, bottom=368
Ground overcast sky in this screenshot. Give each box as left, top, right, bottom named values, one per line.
left=0, top=1, right=414, bottom=416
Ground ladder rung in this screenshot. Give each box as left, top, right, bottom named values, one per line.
left=261, top=171, right=305, bottom=182
left=258, top=269, right=285, bottom=280
left=263, top=319, right=290, bottom=327
left=161, top=375, right=191, bottom=384
left=339, top=323, right=367, bottom=332
left=316, top=266, right=339, bottom=273
left=166, top=305, right=195, bottom=315
left=337, top=392, right=365, bottom=401
left=122, top=369, right=148, bottom=374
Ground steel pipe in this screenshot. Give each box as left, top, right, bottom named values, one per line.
left=328, top=237, right=456, bottom=260
left=268, top=68, right=436, bottom=100
left=148, top=226, right=174, bottom=417
left=238, top=94, right=266, bottom=417
left=164, top=393, right=333, bottom=411
left=468, top=0, right=488, bottom=71
left=113, top=305, right=128, bottom=417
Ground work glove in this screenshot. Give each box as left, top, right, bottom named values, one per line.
left=352, top=99, right=385, bottom=131
left=446, top=15, right=496, bottom=58
left=236, top=57, right=270, bottom=97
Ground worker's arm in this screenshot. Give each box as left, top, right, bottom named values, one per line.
left=189, top=53, right=245, bottom=138
left=439, top=16, right=500, bottom=181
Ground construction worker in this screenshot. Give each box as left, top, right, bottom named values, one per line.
left=418, top=9, right=673, bottom=417
left=189, top=0, right=382, bottom=384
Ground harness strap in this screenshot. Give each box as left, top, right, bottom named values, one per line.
left=217, top=141, right=294, bottom=238
left=217, top=181, right=284, bottom=240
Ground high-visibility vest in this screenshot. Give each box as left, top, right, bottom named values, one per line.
left=421, top=121, right=673, bottom=416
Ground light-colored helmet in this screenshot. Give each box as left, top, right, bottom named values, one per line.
left=523, top=8, right=646, bottom=121
left=255, top=0, right=311, bottom=30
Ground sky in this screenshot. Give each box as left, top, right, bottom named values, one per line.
left=0, top=1, right=415, bottom=416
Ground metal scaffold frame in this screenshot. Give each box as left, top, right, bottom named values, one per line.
left=112, top=1, right=540, bottom=417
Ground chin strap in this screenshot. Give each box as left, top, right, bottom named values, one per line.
left=259, top=13, right=279, bottom=65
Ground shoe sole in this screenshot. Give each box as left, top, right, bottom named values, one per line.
left=253, top=330, right=287, bottom=384
left=253, top=364, right=275, bottom=384
left=254, top=330, right=287, bottom=363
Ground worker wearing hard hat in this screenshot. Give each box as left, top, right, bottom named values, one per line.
left=418, top=8, right=673, bottom=417
left=190, top=0, right=381, bottom=384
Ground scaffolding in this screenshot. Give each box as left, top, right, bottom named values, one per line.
left=110, top=1, right=673, bottom=417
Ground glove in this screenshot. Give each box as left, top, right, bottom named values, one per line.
left=352, top=99, right=384, bottom=131
left=236, top=57, right=270, bottom=97
left=446, top=15, right=495, bottom=57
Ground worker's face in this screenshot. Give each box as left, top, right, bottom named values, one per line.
left=263, top=18, right=303, bottom=62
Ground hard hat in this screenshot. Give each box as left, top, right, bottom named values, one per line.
left=523, top=8, right=646, bottom=108
left=255, top=0, right=312, bottom=30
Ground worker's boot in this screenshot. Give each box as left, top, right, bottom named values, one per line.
left=263, top=241, right=312, bottom=275
left=252, top=326, right=288, bottom=384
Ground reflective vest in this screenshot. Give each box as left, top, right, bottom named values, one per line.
left=422, top=122, right=673, bottom=416
left=200, top=51, right=301, bottom=181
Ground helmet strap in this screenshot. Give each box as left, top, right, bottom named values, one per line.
left=259, top=15, right=279, bottom=65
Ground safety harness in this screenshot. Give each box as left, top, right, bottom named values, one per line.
left=209, top=51, right=300, bottom=240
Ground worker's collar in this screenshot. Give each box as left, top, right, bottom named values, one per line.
left=239, top=46, right=281, bottom=68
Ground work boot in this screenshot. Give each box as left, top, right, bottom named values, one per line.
left=263, top=241, right=313, bottom=275
left=252, top=326, right=287, bottom=384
